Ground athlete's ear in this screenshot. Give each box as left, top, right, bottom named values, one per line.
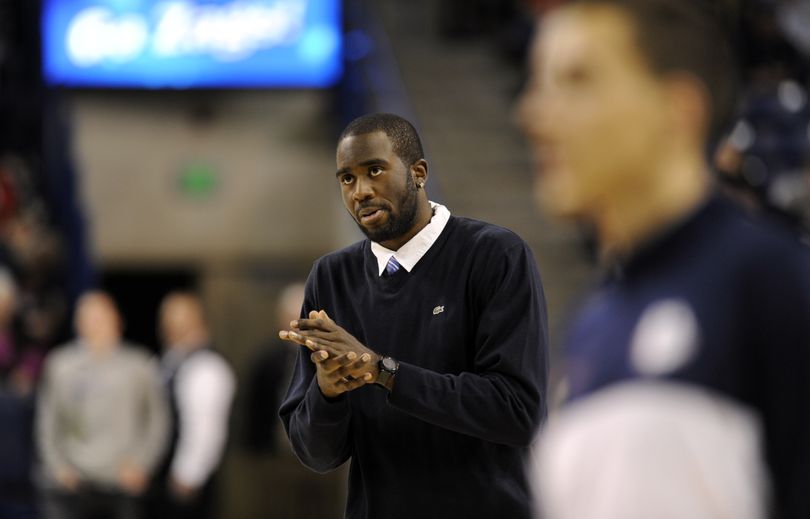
left=411, top=159, right=428, bottom=188
left=664, top=72, right=710, bottom=148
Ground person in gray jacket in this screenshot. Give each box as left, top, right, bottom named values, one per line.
left=36, top=291, right=169, bottom=519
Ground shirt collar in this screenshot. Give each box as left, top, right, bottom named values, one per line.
left=370, top=202, right=451, bottom=276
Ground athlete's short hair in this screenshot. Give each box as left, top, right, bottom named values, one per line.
left=573, top=0, right=740, bottom=140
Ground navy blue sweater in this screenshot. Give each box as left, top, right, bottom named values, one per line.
left=563, top=195, right=810, bottom=518
left=280, top=216, right=548, bottom=519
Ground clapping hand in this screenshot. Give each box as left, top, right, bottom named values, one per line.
left=279, top=310, right=380, bottom=398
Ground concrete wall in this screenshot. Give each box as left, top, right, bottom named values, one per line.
left=71, top=90, right=358, bottom=265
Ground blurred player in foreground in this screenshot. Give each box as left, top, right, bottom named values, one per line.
left=519, top=0, right=810, bottom=517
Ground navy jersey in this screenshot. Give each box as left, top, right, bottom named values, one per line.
left=560, top=194, right=810, bottom=518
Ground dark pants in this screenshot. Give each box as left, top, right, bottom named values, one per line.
left=146, top=474, right=218, bottom=519
left=41, top=487, right=141, bottom=519
left=151, top=494, right=211, bottom=519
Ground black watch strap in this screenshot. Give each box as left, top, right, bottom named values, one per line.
left=375, top=356, right=399, bottom=391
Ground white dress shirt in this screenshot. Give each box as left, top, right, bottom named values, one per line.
left=170, top=349, right=236, bottom=488
left=370, top=202, right=451, bottom=276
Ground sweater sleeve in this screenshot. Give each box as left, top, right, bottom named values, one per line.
left=279, top=266, right=353, bottom=473
left=388, top=240, right=549, bottom=447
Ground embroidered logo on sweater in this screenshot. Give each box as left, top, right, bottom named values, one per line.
left=432, top=305, right=445, bottom=315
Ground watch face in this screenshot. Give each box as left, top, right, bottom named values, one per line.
left=381, top=357, right=398, bottom=371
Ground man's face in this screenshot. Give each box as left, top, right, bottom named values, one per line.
left=336, top=131, right=419, bottom=246
left=159, top=298, right=195, bottom=348
left=76, top=294, right=121, bottom=347
left=519, top=6, right=670, bottom=219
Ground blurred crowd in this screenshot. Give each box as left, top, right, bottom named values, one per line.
left=35, top=290, right=239, bottom=519
left=0, top=156, right=69, bottom=395
left=0, top=154, right=72, bottom=518
left=714, top=0, right=810, bottom=234
left=0, top=277, right=300, bottom=519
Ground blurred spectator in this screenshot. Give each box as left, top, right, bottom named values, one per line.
left=242, top=282, right=303, bottom=454
left=0, top=156, right=69, bottom=378
left=714, top=0, right=810, bottom=233
left=0, top=153, right=71, bottom=519
left=520, top=0, right=810, bottom=517
left=0, top=387, right=36, bottom=519
left=0, top=267, right=36, bottom=518
left=148, top=292, right=235, bottom=519
left=0, top=263, right=57, bottom=400
left=36, top=291, right=169, bottom=519
left=0, top=268, right=25, bottom=391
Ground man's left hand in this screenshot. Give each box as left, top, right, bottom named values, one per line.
left=279, top=310, right=379, bottom=383
left=169, top=476, right=198, bottom=502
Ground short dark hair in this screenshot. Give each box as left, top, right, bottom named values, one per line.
left=339, top=113, right=425, bottom=167
left=574, top=0, right=740, bottom=141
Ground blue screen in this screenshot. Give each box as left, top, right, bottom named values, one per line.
left=42, top=0, right=343, bottom=88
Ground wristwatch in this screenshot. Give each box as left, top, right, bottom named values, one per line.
left=375, top=356, right=399, bottom=391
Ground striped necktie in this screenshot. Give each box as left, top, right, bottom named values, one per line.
left=385, top=256, right=402, bottom=276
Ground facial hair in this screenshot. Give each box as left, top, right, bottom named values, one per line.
left=355, top=173, right=419, bottom=244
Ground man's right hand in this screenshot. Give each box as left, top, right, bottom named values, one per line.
left=55, top=466, right=80, bottom=492
left=118, top=461, right=148, bottom=495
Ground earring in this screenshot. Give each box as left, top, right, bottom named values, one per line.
left=417, top=181, right=425, bottom=189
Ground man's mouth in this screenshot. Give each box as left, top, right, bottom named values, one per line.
left=530, top=142, right=564, bottom=176
left=357, top=206, right=387, bottom=225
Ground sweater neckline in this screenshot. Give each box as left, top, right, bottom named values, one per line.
left=364, top=216, right=458, bottom=290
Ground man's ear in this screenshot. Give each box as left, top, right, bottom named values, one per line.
left=411, top=159, right=428, bottom=188
left=666, top=72, right=710, bottom=145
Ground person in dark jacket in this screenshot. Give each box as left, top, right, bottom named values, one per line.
left=279, top=113, right=549, bottom=519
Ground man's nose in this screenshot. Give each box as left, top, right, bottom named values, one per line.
left=352, top=176, right=374, bottom=201
left=516, top=88, right=549, bottom=138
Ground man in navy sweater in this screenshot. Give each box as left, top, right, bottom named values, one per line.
left=519, top=1, right=810, bottom=518
left=278, top=113, right=548, bottom=518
